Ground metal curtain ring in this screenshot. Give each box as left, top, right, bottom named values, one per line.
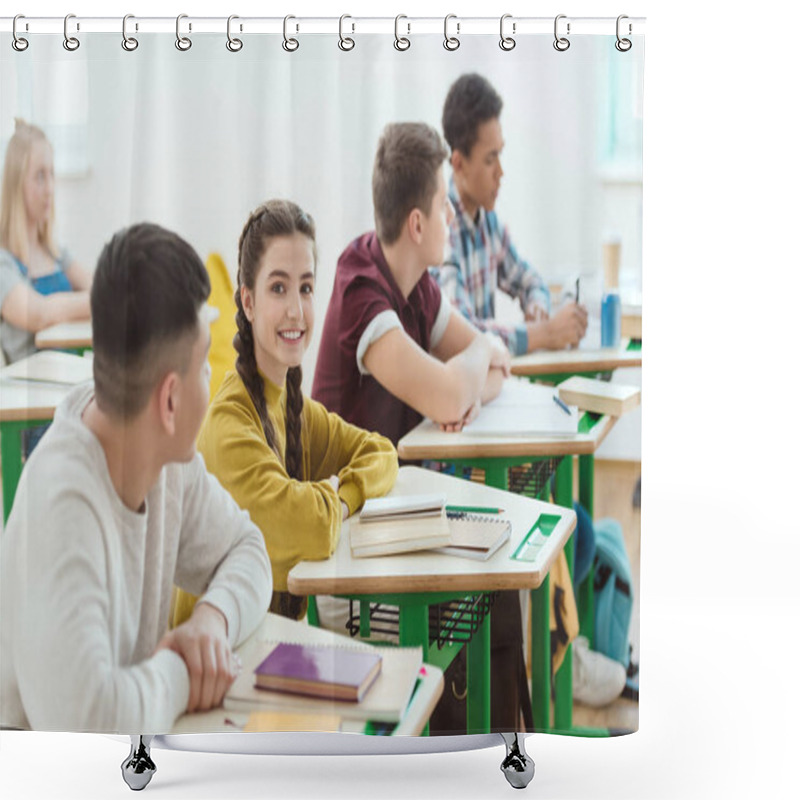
left=176, top=14, right=192, bottom=51
left=122, top=14, right=138, bottom=51
left=553, top=14, right=570, bottom=51
left=615, top=14, right=632, bottom=52
left=283, top=15, right=299, bottom=52
left=338, top=14, right=355, bottom=51
left=394, top=15, right=410, bottom=51
left=12, top=15, right=29, bottom=52
left=499, top=14, right=515, bottom=51
left=226, top=15, right=243, bottom=52
left=63, top=14, right=80, bottom=51
left=444, top=14, right=460, bottom=51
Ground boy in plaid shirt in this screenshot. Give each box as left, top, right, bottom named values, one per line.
left=434, top=73, right=588, bottom=357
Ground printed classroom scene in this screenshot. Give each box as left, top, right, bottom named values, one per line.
left=0, top=28, right=643, bottom=767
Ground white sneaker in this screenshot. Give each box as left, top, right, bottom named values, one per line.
left=572, top=636, right=626, bottom=707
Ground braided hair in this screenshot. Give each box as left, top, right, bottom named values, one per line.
left=235, top=199, right=317, bottom=480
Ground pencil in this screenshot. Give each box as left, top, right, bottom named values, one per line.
left=446, top=505, right=504, bottom=515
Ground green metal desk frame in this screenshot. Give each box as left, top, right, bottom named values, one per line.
left=1, top=417, right=50, bottom=523
left=438, top=411, right=604, bottom=735
left=308, top=590, right=493, bottom=736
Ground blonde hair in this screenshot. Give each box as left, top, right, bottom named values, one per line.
left=0, top=119, right=57, bottom=264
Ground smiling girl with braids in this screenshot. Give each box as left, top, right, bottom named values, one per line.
left=172, top=200, right=397, bottom=623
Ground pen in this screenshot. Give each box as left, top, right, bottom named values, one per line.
left=553, top=394, right=572, bottom=415
left=446, top=505, right=504, bottom=515
left=575, top=276, right=581, bottom=304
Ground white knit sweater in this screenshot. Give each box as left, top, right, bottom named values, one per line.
left=1, top=384, right=272, bottom=733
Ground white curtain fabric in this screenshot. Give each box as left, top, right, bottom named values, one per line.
left=1, top=32, right=643, bottom=394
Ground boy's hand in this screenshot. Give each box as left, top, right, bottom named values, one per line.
left=486, top=334, right=511, bottom=376
left=545, top=303, right=588, bottom=349
left=439, top=399, right=481, bottom=432
left=525, top=303, right=549, bottom=323
left=155, top=603, right=239, bottom=713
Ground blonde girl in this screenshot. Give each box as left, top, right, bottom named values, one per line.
left=0, top=119, right=91, bottom=363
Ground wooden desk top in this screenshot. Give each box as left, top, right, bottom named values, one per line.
left=510, top=340, right=641, bottom=376
left=397, top=413, right=617, bottom=460
left=0, top=380, right=71, bottom=422
left=32, top=307, right=218, bottom=351
left=34, top=320, right=93, bottom=350
left=169, top=612, right=443, bottom=737
left=0, top=352, right=91, bottom=422
left=288, top=467, right=575, bottom=596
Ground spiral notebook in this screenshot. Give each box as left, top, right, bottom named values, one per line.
left=436, top=512, right=512, bottom=562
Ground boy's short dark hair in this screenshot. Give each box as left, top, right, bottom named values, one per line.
left=442, top=73, right=503, bottom=157
left=91, top=223, right=210, bottom=419
left=372, top=122, right=449, bottom=245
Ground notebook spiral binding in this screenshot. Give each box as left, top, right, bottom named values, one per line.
left=445, top=510, right=508, bottom=525
left=6, top=14, right=637, bottom=54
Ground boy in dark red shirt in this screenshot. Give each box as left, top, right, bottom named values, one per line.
left=313, top=122, right=508, bottom=438
left=312, top=123, right=537, bottom=735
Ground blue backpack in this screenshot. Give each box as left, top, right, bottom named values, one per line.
left=592, top=518, right=633, bottom=669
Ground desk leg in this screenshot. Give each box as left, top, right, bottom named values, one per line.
left=399, top=604, right=430, bottom=735
left=578, top=454, right=595, bottom=645
left=484, top=461, right=508, bottom=491
left=1, top=421, right=25, bottom=524
left=553, top=455, right=574, bottom=733
left=529, top=576, right=550, bottom=732
left=466, top=609, right=491, bottom=734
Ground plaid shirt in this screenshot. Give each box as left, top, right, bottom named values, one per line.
left=430, top=179, right=550, bottom=356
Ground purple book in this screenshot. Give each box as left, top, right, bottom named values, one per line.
left=254, top=643, right=383, bottom=702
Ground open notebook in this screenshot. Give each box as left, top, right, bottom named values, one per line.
left=462, top=378, right=579, bottom=436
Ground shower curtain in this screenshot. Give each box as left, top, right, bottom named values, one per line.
left=0, top=15, right=643, bottom=753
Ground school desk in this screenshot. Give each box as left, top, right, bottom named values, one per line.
left=510, top=337, right=642, bottom=642
left=397, top=411, right=616, bottom=734
left=34, top=320, right=93, bottom=352
left=167, top=611, right=444, bottom=737
left=0, top=376, right=80, bottom=523
left=32, top=307, right=220, bottom=354
left=288, top=466, right=576, bottom=736
left=510, top=339, right=642, bottom=383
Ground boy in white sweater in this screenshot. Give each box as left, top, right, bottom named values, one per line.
left=0, top=223, right=272, bottom=733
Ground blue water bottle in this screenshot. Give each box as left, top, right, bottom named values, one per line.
left=601, top=291, right=621, bottom=347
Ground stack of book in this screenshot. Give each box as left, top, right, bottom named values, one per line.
left=349, top=495, right=511, bottom=562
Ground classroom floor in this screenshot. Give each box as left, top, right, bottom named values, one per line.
left=563, top=458, right=640, bottom=733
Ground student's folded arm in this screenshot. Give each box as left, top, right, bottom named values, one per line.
left=0, top=282, right=90, bottom=332
left=203, top=404, right=343, bottom=568
left=64, top=259, right=93, bottom=291
left=14, top=499, right=190, bottom=733
left=304, top=397, right=398, bottom=515
left=362, top=326, right=490, bottom=425
left=174, top=454, right=272, bottom=647
left=482, top=366, right=506, bottom=405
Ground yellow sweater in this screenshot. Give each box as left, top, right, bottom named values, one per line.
left=172, top=370, right=398, bottom=625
